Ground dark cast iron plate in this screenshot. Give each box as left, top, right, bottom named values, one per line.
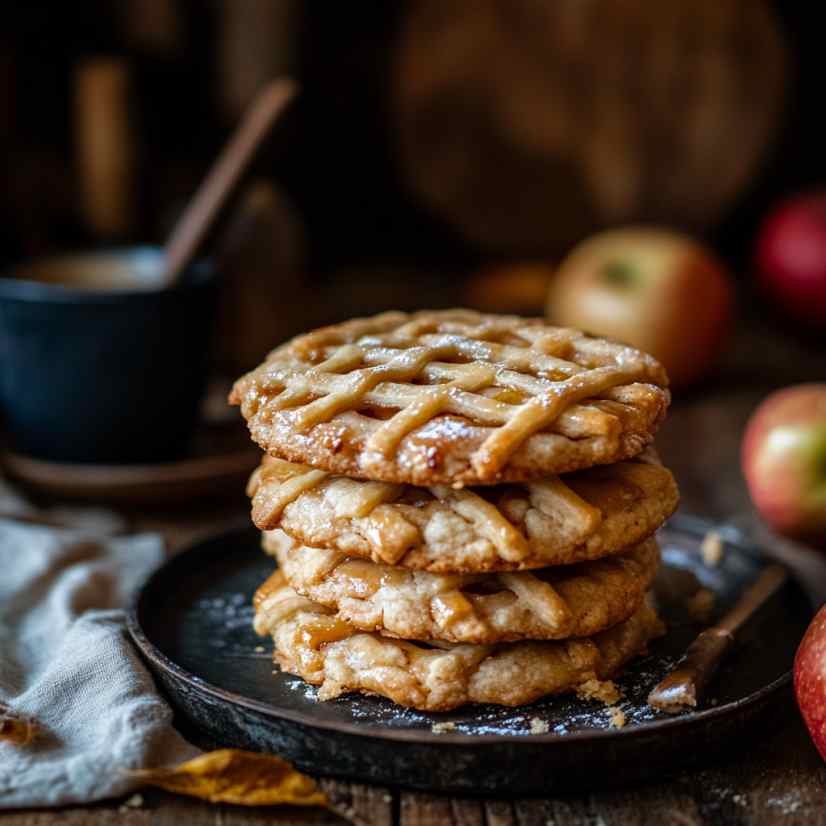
left=127, top=513, right=812, bottom=794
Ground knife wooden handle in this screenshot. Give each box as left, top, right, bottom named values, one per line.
left=648, top=629, right=733, bottom=712
left=648, top=563, right=787, bottom=713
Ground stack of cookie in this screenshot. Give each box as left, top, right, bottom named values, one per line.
left=230, top=310, right=678, bottom=712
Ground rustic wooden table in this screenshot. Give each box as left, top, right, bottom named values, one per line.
left=4, top=325, right=826, bottom=826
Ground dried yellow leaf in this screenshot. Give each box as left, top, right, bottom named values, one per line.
left=0, top=707, right=37, bottom=746
left=129, top=749, right=327, bottom=807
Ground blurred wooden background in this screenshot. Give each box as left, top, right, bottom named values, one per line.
left=0, top=1, right=822, bottom=373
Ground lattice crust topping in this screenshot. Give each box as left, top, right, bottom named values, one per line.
left=253, top=572, right=665, bottom=711
left=248, top=448, right=678, bottom=572
left=230, top=310, right=670, bottom=485
left=264, top=529, right=660, bottom=644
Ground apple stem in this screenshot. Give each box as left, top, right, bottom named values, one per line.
left=602, top=260, right=637, bottom=287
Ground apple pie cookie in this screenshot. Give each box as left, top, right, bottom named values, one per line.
left=230, top=310, right=670, bottom=486
left=253, top=572, right=665, bottom=711
left=248, top=450, right=678, bottom=572
left=263, top=529, right=659, bottom=644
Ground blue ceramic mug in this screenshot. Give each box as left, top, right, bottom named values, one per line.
left=0, top=247, right=218, bottom=464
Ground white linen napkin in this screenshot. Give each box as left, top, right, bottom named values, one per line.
left=0, top=482, right=198, bottom=808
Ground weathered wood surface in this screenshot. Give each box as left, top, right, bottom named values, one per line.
left=4, top=703, right=825, bottom=825
left=4, top=335, right=825, bottom=826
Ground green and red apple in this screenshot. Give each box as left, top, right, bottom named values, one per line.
left=742, top=385, right=826, bottom=545
left=546, top=228, right=733, bottom=388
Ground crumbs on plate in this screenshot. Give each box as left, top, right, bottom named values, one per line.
left=576, top=678, right=621, bottom=706
left=701, top=530, right=724, bottom=567
left=431, top=721, right=457, bottom=734
left=607, top=707, right=626, bottom=728
left=687, top=588, right=716, bottom=623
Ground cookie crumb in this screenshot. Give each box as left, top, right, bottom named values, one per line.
left=431, top=721, right=456, bottom=734
left=120, top=793, right=144, bottom=810
left=254, top=645, right=265, bottom=653
left=576, top=678, right=621, bottom=705
left=607, top=707, right=626, bottom=728
left=529, top=717, right=550, bottom=734
left=687, top=588, right=716, bottom=623
left=701, top=531, right=724, bottom=567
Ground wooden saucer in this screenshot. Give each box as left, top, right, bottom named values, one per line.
left=2, top=421, right=259, bottom=505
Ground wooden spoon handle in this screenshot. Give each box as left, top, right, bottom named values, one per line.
left=162, top=78, right=297, bottom=286
left=648, top=563, right=788, bottom=713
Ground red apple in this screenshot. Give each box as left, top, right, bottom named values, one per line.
left=546, top=228, right=733, bottom=388
left=742, top=385, right=826, bottom=545
left=756, top=191, right=826, bottom=326
left=795, top=604, right=826, bottom=760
